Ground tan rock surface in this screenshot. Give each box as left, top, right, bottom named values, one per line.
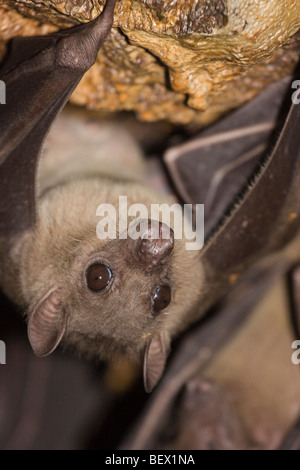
left=0, top=0, right=299, bottom=125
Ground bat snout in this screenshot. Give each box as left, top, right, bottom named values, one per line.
left=138, top=219, right=174, bottom=271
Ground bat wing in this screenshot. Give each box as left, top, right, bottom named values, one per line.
left=0, top=0, right=117, bottom=237
left=201, top=77, right=300, bottom=277
left=164, top=77, right=291, bottom=237
left=147, top=73, right=300, bottom=392
left=123, top=260, right=290, bottom=449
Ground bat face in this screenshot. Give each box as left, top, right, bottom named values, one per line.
left=14, top=178, right=203, bottom=366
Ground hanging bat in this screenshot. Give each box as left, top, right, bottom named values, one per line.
left=122, top=258, right=291, bottom=449
left=143, top=76, right=300, bottom=392
left=153, top=378, right=247, bottom=450
left=165, top=77, right=291, bottom=237
left=164, top=74, right=300, bottom=325
left=0, top=0, right=203, bottom=390
left=0, top=0, right=300, bottom=393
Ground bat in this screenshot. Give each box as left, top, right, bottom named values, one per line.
left=0, top=0, right=203, bottom=392
left=0, top=0, right=299, bottom=394
left=165, top=77, right=291, bottom=237
left=155, top=378, right=247, bottom=450
left=121, top=259, right=291, bottom=449
left=0, top=0, right=118, bottom=237
left=161, top=72, right=300, bottom=391
left=164, top=74, right=300, bottom=328
left=121, top=76, right=300, bottom=446
left=149, top=76, right=300, bottom=391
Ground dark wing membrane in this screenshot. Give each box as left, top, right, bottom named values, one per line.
left=164, top=77, right=291, bottom=236
left=0, top=0, right=116, bottom=237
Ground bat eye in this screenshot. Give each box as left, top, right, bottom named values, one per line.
left=153, top=286, right=171, bottom=313
left=86, top=264, right=112, bottom=292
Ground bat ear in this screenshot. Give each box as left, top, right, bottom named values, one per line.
left=28, top=288, right=68, bottom=357
left=143, top=332, right=169, bottom=393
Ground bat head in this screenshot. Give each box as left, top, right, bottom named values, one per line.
left=17, top=179, right=203, bottom=391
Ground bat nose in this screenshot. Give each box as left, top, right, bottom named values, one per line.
left=138, top=219, right=174, bottom=271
